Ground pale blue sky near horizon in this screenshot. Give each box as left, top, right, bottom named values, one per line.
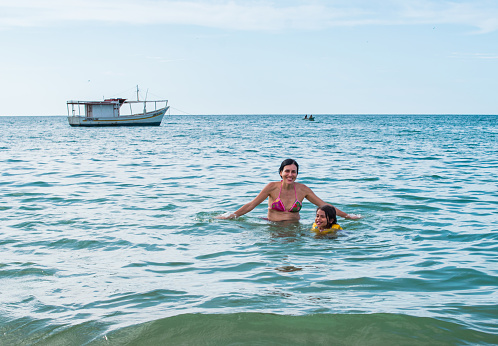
left=1, top=0, right=497, bottom=116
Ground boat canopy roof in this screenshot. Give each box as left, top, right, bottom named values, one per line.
left=67, top=99, right=167, bottom=105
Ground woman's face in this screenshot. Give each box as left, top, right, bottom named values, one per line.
left=280, top=164, right=298, bottom=183
left=315, top=209, right=328, bottom=229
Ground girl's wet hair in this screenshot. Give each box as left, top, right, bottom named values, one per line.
left=317, top=205, right=337, bottom=228
left=279, top=159, right=299, bottom=175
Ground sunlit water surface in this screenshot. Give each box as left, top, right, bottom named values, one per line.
left=0, top=115, right=497, bottom=345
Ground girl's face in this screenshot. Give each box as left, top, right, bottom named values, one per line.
left=280, top=164, right=298, bottom=183
left=315, top=209, right=328, bottom=229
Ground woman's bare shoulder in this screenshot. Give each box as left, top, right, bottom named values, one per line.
left=261, top=181, right=281, bottom=192
left=267, top=181, right=282, bottom=190
left=295, top=182, right=312, bottom=192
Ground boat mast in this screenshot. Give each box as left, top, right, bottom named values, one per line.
left=143, top=89, right=148, bottom=114
left=136, top=85, right=140, bottom=101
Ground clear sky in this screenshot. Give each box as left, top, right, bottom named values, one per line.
left=1, top=0, right=497, bottom=116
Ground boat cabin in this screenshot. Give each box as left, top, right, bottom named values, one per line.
left=68, top=99, right=127, bottom=118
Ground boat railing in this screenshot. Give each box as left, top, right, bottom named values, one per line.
left=67, top=99, right=168, bottom=117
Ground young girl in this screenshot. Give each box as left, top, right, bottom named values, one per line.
left=311, top=205, right=342, bottom=235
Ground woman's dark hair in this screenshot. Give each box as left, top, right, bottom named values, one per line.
left=317, top=205, right=337, bottom=228
left=279, top=159, right=299, bottom=175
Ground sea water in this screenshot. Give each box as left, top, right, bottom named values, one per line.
left=0, top=114, right=497, bottom=345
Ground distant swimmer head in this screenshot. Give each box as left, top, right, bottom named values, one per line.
left=316, top=205, right=337, bottom=229
left=279, top=159, right=299, bottom=178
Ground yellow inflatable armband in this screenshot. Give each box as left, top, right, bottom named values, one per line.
left=311, top=222, right=342, bottom=235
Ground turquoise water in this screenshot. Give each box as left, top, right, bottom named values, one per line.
left=0, top=114, right=497, bottom=345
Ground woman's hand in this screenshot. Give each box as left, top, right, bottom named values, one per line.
left=215, top=212, right=237, bottom=220
left=345, top=213, right=362, bottom=220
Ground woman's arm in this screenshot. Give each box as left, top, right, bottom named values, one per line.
left=217, top=183, right=274, bottom=219
left=304, top=185, right=361, bottom=219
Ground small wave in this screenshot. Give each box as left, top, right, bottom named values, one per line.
left=17, top=181, right=54, bottom=188
left=0, top=262, right=57, bottom=278
left=7, top=312, right=493, bottom=345
left=90, top=313, right=498, bottom=345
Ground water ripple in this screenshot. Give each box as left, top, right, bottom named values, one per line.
left=0, top=115, right=497, bottom=344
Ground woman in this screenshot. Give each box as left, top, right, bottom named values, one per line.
left=217, top=159, right=360, bottom=222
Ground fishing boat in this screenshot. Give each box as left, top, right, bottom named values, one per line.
left=67, top=89, right=169, bottom=127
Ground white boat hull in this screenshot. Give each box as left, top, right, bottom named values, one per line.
left=68, top=107, right=169, bottom=127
